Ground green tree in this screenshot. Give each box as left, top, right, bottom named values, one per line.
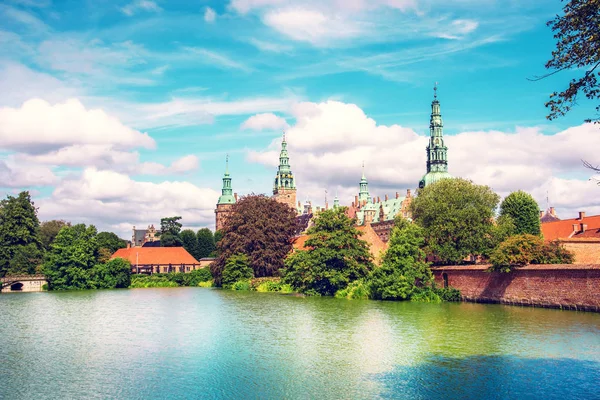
left=160, top=216, right=183, bottom=247
left=43, top=224, right=99, bottom=290
left=40, top=220, right=70, bottom=251
left=211, top=195, right=299, bottom=284
left=197, top=228, right=215, bottom=259
left=96, top=231, right=127, bottom=255
left=180, top=229, right=200, bottom=260
left=533, top=0, right=600, bottom=122
left=0, top=191, right=43, bottom=276
left=411, top=178, right=500, bottom=264
left=221, top=254, right=253, bottom=288
left=500, top=191, right=541, bottom=236
left=369, top=217, right=432, bottom=301
left=211, top=230, right=224, bottom=257
left=490, top=234, right=575, bottom=272
left=282, top=207, right=374, bottom=296
left=90, top=258, right=131, bottom=289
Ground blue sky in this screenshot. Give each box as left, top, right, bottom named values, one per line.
left=0, top=0, right=598, bottom=236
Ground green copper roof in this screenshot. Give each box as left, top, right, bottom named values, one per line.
left=419, top=171, right=453, bottom=188
left=217, top=155, right=235, bottom=204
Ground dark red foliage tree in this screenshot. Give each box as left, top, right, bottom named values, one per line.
left=210, top=194, right=299, bottom=285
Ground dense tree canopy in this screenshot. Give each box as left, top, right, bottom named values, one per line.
left=0, top=191, right=43, bottom=276
left=160, top=216, right=183, bottom=247
left=369, top=218, right=432, bottom=301
left=211, top=195, right=299, bottom=284
left=490, top=234, right=574, bottom=272
left=181, top=229, right=200, bottom=260
left=221, top=254, right=253, bottom=288
left=96, top=231, right=127, bottom=254
left=539, top=0, right=600, bottom=122
left=411, top=179, right=500, bottom=264
left=282, top=207, right=374, bottom=296
left=197, top=228, right=215, bottom=259
left=500, top=191, right=541, bottom=236
left=40, top=220, right=70, bottom=251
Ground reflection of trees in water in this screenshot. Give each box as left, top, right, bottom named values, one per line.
left=376, top=355, right=600, bottom=400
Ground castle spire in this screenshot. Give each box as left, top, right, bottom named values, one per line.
left=419, top=83, right=452, bottom=188
left=217, top=155, right=235, bottom=205
left=359, top=163, right=369, bottom=203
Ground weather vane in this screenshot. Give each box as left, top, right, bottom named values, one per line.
left=434, top=82, right=438, bottom=99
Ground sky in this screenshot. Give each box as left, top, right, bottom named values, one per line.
left=0, top=0, right=599, bottom=238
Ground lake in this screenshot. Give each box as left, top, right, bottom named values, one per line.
left=1, top=288, right=599, bottom=399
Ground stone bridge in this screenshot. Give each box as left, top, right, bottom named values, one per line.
left=0, top=275, right=47, bottom=293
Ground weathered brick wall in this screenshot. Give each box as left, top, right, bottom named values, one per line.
left=561, top=241, right=600, bottom=264
left=432, top=265, right=600, bottom=312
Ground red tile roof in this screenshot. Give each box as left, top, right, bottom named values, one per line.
left=111, top=247, right=199, bottom=265
left=541, top=214, right=600, bottom=241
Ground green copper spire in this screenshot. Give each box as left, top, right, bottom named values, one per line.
left=359, top=162, right=370, bottom=203
left=218, top=154, right=235, bottom=204
left=274, top=132, right=296, bottom=192
left=419, top=83, right=452, bottom=188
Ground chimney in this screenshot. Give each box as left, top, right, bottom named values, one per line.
left=581, top=223, right=588, bottom=232
left=550, top=207, right=555, bottom=216
left=377, top=196, right=381, bottom=203
left=325, top=202, right=329, bottom=210
left=539, top=211, right=544, bottom=218
left=385, top=194, right=389, bottom=201
left=127, top=242, right=131, bottom=249
left=234, top=193, right=238, bottom=202
left=407, top=189, right=412, bottom=197
left=572, top=223, right=580, bottom=233
left=396, top=192, right=399, bottom=199
left=579, top=211, right=586, bottom=220
left=355, top=195, right=359, bottom=207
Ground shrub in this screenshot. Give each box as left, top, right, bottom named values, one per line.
left=222, top=254, right=254, bottom=288
left=41, top=283, right=48, bottom=291
left=130, top=275, right=178, bottom=288
left=198, top=280, right=213, bottom=288
left=184, top=268, right=213, bottom=286
left=490, top=234, right=574, bottom=272
left=231, top=280, right=251, bottom=291
left=435, top=286, right=461, bottom=302
left=334, top=280, right=371, bottom=299
left=411, top=287, right=441, bottom=303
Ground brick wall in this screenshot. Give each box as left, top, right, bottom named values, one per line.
left=432, top=265, right=600, bottom=312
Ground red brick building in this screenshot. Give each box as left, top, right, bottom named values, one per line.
left=541, top=211, right=600, bottom=264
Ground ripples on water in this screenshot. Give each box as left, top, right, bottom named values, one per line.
left=1, top=288, right=599, bottom=399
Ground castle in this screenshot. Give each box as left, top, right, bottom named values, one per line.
left=215, top=85, right=453, bottom=240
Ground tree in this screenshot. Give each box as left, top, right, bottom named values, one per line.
left=212, top=230, right=224, bottom=257
left=490, top=234, right=574, bottom=272
left=90, top=258, right=131, bottom=289
left=96, top=231, right=127, bottom=255
left=40, top=220, right=70, bottom=251
left=160, top=216, right=183, bottom=247
left=0, top=191, right=43, bottom=276
left=500, top=191, right=541, bottom=236
left=533, top=0, right=600, bottom=122
left=221, top=254, right=254, bottom=288
left=369, top=217, right=433, bottom=301
left=211, top=195, right=299, bottom=284
left=411, top=179, right=500, bottom=264
left=180, top=229, right=200, bottom=260
left=43, top=224, right=99, bottom=290
left=282, top=207, right=374, bottom=296
left=197, top=228, right=215, bottom=259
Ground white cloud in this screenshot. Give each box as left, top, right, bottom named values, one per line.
left=435, top=19, right=479, bottom=40
left=247, top=38, right=292, bottom=53
left=262, top=8, right=362, bottom=45
left=120, top=0, right=162, bottom=16
left=37, top=168, right=219, bottom=236
left=183, top=47, right=251, bottom=72
left=241, top=113, right=289, bottom=131
left=204, top=6, right=216, bottom=22
left=0, top=159, right=57, bottom=188
left=139, top=155, right=200, bottom=175
left=247, top=100, right=600, bottom=217
left=0, top=98, right=155, bottom=153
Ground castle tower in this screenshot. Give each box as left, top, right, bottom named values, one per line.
left=358, top=163, right=370, bottom=205
left=273, top=133, right=297, bottom=210
left=215, top=155, right=236, bottom=231
left=419, top=83, right=453, bottom=189
left=333, top=192, right=340, bottom=209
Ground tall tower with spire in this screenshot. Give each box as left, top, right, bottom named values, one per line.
left=273, top=133, right=297, bottom=210
left=215, top=155, right=237, bottom=231
left=419, top=83, right=453, bottom=189
left=358, top=162, right=370, bottom=205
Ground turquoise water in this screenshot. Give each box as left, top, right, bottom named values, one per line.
left=1, top=288, right=599, bottom=399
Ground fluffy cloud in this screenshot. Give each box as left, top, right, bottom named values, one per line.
left=241, top=112, right=289, bottom=131
left=37, top=168, right=219, bottom=236
left=139, top=155, right=200, bottom=175
left=247, top=100, right=600, bottom=218
left=0, top=98, right=155, bottom=153
left=0, top=160, right=57, bottom=188
left=204, top=7, right=216, bottom=22
left=120, top=0, right=162, bottom=16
